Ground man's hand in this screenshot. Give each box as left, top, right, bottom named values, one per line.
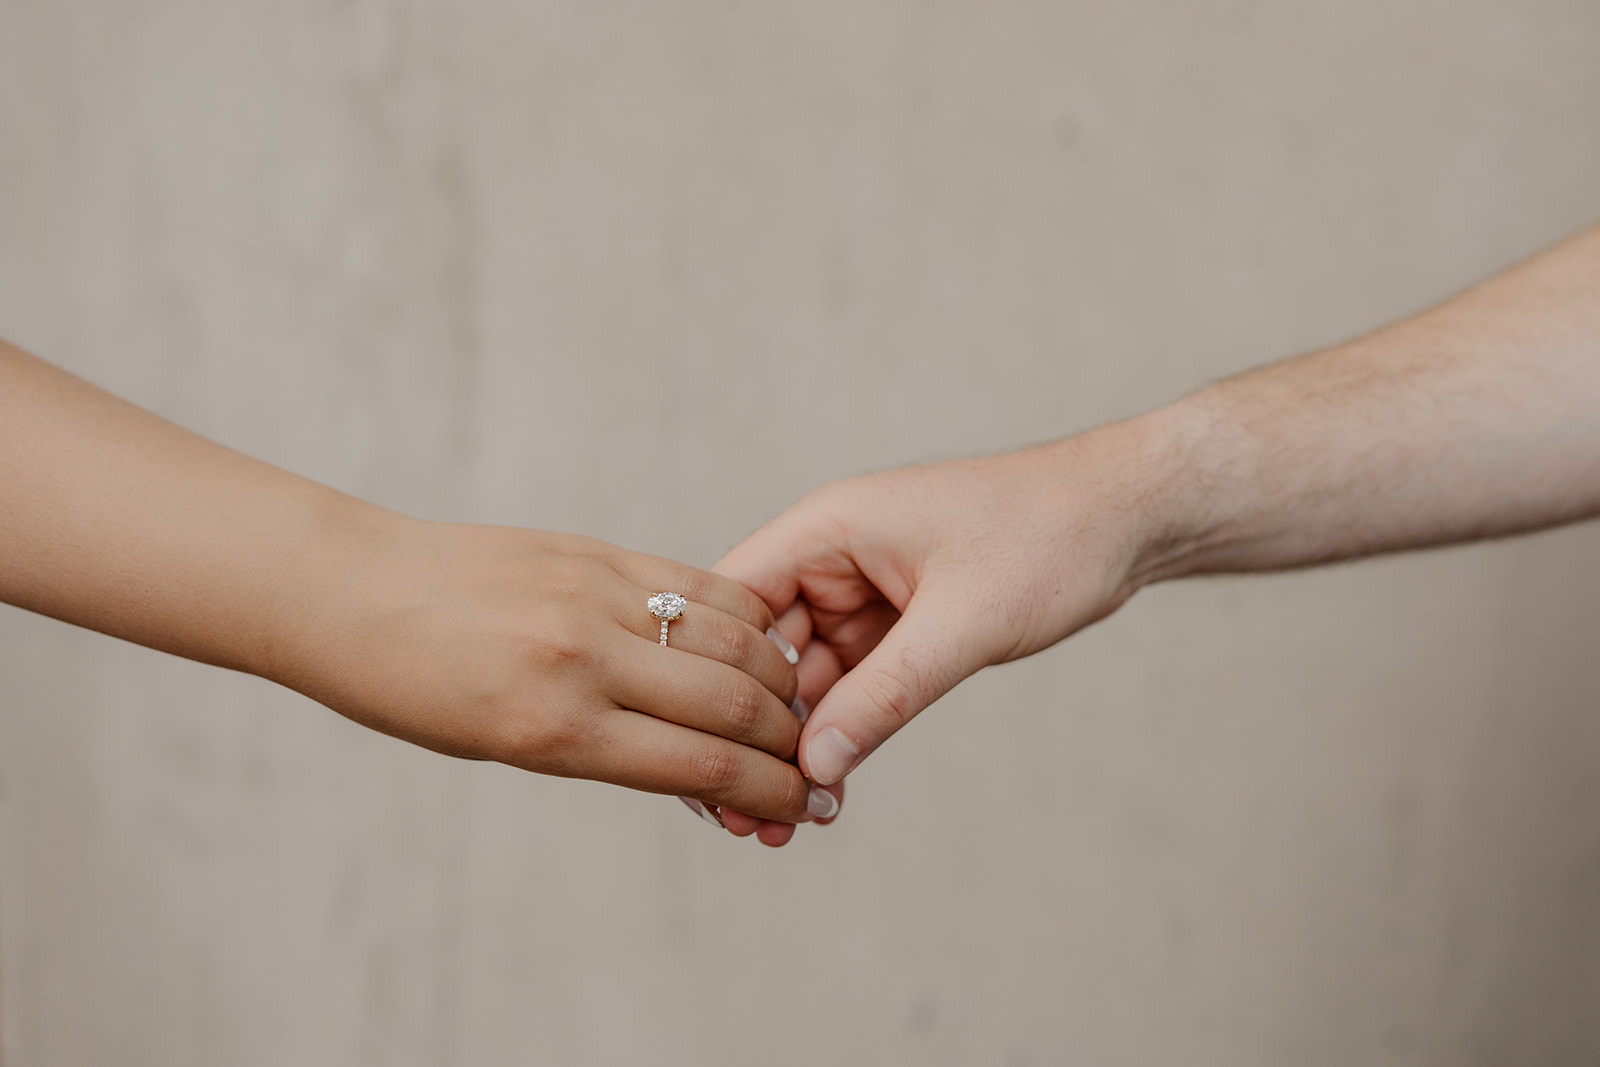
left=719, top=223, right=1600, bottom=812
left=717, top=421, right=1181, bottom=788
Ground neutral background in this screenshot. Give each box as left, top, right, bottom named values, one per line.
left=2, top=3, right=1598, bottom=1064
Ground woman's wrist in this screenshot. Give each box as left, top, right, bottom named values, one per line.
left=248, top=485, right=416, bottom=701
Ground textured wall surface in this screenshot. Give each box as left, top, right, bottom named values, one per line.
left=3, top=3, right=1599, bottom=1065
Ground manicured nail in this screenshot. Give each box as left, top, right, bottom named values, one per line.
left=806, top=726, right=861, bottom=786
left=789, top=696, right=810, bottom=724
left=766, top=627, right=800, bottom=665
left=807, top=786, right=839, bottom=820
left=678, top=796, right=725, bottom=829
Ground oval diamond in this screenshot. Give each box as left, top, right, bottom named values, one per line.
left=648, top=592, right=687, bottom=620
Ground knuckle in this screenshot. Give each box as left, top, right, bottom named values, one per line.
left=734, top=588, right=777, bottom=633
left=716, top=677, right=769, bottom=743
left=854, top=669, right=918, bottom=731
left=697, top=573, right=775, bottom=632
left=708, top=621, right=761, bottom=669
left=673, top=570, right=717, bottom=607
left=498, top=705, right=591, bottom=777
left=687, top=743, right=741, bottom=796
left=517, top=623, right=594, bottom=673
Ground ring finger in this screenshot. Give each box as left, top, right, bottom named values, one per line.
left=624, top=587, right=799, bottom=708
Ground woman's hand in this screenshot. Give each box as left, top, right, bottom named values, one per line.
left=0, top=342, right=831, bottom=825
left=275, top=516, right=833, bottom=823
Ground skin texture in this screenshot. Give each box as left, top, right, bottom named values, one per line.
left=0, top=342, right=835, bottom=823
left=717, top=223, right=1600, bottom=842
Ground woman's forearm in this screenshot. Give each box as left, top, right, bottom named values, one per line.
left=1131, top=223, right=1600, bottom=584
left=0, top=340, right=382, bottom=680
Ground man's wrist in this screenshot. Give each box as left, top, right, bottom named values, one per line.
left=1037, top=393, right=1234, bottom=596
left=1126, top=389, right=1247, bottom=588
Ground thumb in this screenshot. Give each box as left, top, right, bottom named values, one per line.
left=799, top=586, right=982, bottom=786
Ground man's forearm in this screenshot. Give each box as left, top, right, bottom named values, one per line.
left=1128, top=223, right=1600, bottom=584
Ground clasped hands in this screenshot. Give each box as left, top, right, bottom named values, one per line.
left=0, top=341, right=1158, bottom=849
left=10, top=226, right=1592, bottom=848
left=8, top=224, right=1596, bottom=847
left=290, top=425, right=1157, bottom=849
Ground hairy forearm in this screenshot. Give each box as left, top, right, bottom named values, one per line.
left=0, top=341, right=389, bottom=680
left=713, top=223, right=1600, bottom=789
left=1123, top=224, right=1600, bottom=583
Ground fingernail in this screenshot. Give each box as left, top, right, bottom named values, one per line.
left=766, top=627, right=800, bottom=665
left=807, top=786, right=839, bottom=820
left=806, top=726, right=861, bottom=786
left=789, top=695, right=810, bottom=724
left=678, top=796, right=725, bottom=829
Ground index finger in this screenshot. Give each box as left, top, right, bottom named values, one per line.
left=714, top=517, right=805, bottom=619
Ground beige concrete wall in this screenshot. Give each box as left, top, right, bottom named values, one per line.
left=3, top=3, right=1599, bottom=1064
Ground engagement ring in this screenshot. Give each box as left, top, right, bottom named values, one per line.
left=648, top=592, right=687, bottom=646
